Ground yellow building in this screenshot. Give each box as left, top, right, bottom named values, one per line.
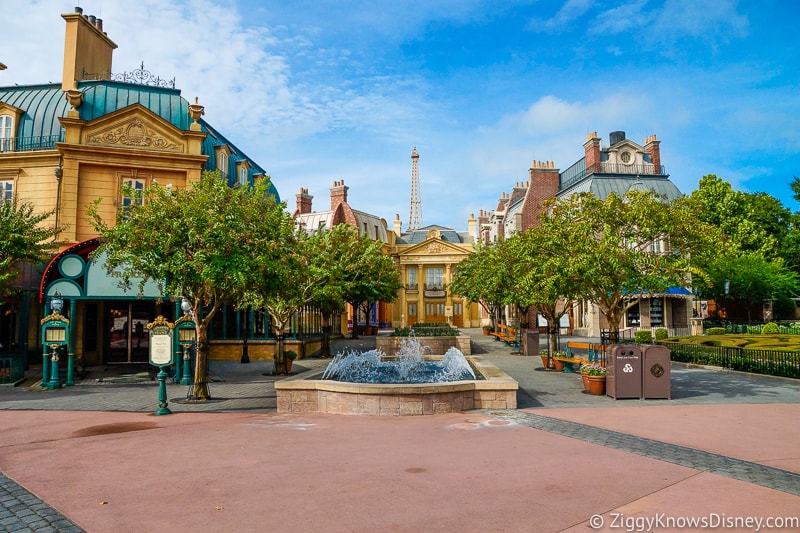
left=0, top=8, right=280, bottom=369
left=388, top=216, right=481, bottom=328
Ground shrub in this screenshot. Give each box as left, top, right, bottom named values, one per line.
left=700, top=339, right=721, bottom=347
left=761, top=322, right=780, bottom=334
left=284, top=350, right=298, bottom=360
left=634, top=330, right=653, bottom=343
left=654, top=328, right=669, bottom=341
left=706, top=327, right=725, bottom=336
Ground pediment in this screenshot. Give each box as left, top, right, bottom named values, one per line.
left=83, top=104, right=185, bottom=153
left=400, top=238, right=470, bottom=257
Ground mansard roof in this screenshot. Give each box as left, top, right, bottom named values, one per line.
left=0, top=80, right=278, bottom=201
left=396, top=224, right=473, bottom=245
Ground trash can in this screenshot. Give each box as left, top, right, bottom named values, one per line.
left=607, top=344, right=642, bottom=399
left=525, top=330, right=540, bottom=356
left=641, top=344, right=671, bottom=399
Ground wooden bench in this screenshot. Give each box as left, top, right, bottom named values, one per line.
left=490, top=324, right=519, bottom=348
left=552, top=342, right=606, bottom=372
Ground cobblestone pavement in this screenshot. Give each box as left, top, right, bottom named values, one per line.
left=0, top=472, right=84, bottom=532
left=487, top=409, right=800, bottom=497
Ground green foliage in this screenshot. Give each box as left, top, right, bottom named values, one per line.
left=581, top=364, right=607, bottom=376
left=539, top=190, right=718, bottom=341
left=88, top=171, right=292, bottom=393
left=284, top=350, right=298, bottom=360
left=392, top=325, right=458, bottom=337
left=700, top=339, right=721, bottom=347
left=706, top=327, right=725, bottom=336
left=773, top=295, right=797, bottom=320
left=761, top=322, right=780, bottom=334
left=634, top=329, right=653, bottom=343
left=0, top=198, right=63, bottom=293
left=450, top=243, right=505, bottom=322
left=654, top=328, right=669, bottom=341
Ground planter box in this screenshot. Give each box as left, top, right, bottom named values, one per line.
left=375, top=335, right=471, bottom=356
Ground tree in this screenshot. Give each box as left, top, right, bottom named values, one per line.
left=0, top=198, right=62, bottom=293
left=338, top=236, right=402, bottom=339
left=88, top=171, right=291, bottom=399
left=545, top=190, right=718, bottom=343
left=503, top=228, right=581, bottom=358
left=450, top=243, right=506, bottom=328
left=697, top=253, right=799, bottom=322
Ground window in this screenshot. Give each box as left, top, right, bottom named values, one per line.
left=239, top=167, right=247, bottom=187
left=408, top=268, right=416, bottom=285
left=650, top=299, right=663, bottom=327
left=426, top=267, right=443, bottom=289
left=217, top=151, right=228, bottom=176
left=0, top=115, right=12, bottom=151
left=0, top=180, right=12, bottom=202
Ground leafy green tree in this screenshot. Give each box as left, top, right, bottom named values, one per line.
left=545, top=190, right=718, bottom=342
left=450, top=243, right=506, bottom=328
left=338, top=236, right=402, bottom=339
left=696, top=253, right=799, bottom=322
left=0, top=198, right=62, bottom=293
left=503, top=228, right=581, bottom=358
left=88, top=171, right=291, bottom=398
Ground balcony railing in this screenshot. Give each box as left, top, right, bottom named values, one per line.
left=599, top=162, right=666, bottom=176
left=405, top=283, right=418, bottom=292
left=424, top=283, right=446, bottom=291
left=0, top=135, right=63, bottom=153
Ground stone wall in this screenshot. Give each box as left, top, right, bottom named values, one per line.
left=375, top=335, right=471, bottom=355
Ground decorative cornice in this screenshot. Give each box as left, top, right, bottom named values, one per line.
left=86, top=117, right=183, bottom=152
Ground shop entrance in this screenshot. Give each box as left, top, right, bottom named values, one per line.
left=106, top=302, right=153, bottom=363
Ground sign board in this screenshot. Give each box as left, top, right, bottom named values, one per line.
left=537, top=314, right=571, bottom=328
left=40, top=313, right=70, bottom=346
left=444, top=306, right=453, bottom=317
left=147, top=315, right=174, bottom=367
left=175, top=314, right=197, bottom=347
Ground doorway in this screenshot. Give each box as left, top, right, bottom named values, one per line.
left=106, top=302, right=152, bottom=363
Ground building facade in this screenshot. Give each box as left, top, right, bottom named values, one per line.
left=485, top=131, right=692, bottom=337
left=0, top=8, right=284, bottom=368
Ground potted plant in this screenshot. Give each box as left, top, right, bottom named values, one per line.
left=482, top=325, right=494, bottom=336
left=582, top=364, right=606, bottom=395
left=539, top=350, right=552, bottom=370
left=284, top=350, right=298, bottom=373
left=552, top=350, right=567, bottom=372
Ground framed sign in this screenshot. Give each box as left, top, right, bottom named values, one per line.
left=147, top=315, right=174, bottom=367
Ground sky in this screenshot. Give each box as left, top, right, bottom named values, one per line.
left=2, top=0, right=799, bottom=232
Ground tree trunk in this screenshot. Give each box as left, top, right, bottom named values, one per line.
left=320, top=313, right=333, bottom=358
left=188, top=324, right=211, bottom=400
left=271, top=320, right=290, bottom=375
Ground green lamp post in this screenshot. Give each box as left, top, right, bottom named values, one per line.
left=176, top=298, right=196, bottom=386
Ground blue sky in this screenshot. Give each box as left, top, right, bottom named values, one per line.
left=3, top=1, right=799, bottom=231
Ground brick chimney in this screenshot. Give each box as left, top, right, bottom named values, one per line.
left=583, top=131, right=602, bottom=175
left=61, top=7, right=118, bottom=90
left=330, top=180, right=348, bottom=210
left=521, top=160, right=559, bottom=229
left=295, top=187, right=313, bottom=214
left=644, top=134, right=662, bottom=173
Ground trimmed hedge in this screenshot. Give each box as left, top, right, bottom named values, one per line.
left=706, top=327, right=725, bottom=336
left=634, top=330, right=653, bottom=343
left=654, top=328, right=669, bottom=341
left=761, top=322, right=780, bottom=334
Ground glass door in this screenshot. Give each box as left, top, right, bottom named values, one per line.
left=106, top=302, right=152, bottom=363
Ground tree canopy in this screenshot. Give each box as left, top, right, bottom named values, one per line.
left=0, top=198, right=62, bottom=293
left=89, top=171, right=292, bottom=397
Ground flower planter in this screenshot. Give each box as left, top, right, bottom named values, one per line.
left=553, top=359, right=565, bottom=372
left=581, top=371, right=589, bottom=391
left=586, top=376, right=606, bottom=396
left=540, top=355, right=552, bottom=369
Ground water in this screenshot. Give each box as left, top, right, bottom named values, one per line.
left=321, top=336, right=477, bottom=384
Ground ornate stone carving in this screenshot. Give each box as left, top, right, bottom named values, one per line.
left=86, top=117, right=183, bottom=152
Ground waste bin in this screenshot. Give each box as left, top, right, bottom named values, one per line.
left=607, top=344, right=642, bottom=399
left=525, top=331, right=540, bottom=356
left=641, top=344, right=671, bottom=399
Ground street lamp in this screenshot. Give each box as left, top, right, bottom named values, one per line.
left=51, top=291, right=64, bottom=314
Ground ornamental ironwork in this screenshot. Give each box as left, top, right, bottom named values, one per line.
left=107, top=62, right=176, bottom=88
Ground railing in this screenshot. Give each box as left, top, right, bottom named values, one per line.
left=0, top=353, right=25, bottom=384
left=599, top=163, right=666, bottom=176
left=659, top=342, right=800, bottom=379
left=405, top=283, right=418, bottom=291
left=0, top=135, right=63, bottom=152
left=559, top=158, right=587, bottom=191
left=424, top=283, right=446, bottom=291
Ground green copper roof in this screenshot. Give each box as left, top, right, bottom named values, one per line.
left=0, top=80, right=279, bottom=202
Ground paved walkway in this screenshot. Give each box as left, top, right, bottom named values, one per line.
left=1, top=329, right=798, bottom=532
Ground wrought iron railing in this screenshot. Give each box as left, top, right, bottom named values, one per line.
left=659, top=341, right=800, bottom=379
left=405, top=283, right=418, bottom=291
left=424, top=283, right=446, bottom=291
left=0, top=135, right=62, bottom=152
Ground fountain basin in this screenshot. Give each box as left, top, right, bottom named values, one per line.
left=275, top=356, right=518, bottom=416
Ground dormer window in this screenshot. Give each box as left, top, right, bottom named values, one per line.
left=0, top=115, right=12, bottom=151
left=620, top=150, right=632, bottom=164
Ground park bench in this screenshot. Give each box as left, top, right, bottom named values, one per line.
left=552, top=341, right=606, bottom=372
left=490, top=324, right=519, bottom=348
